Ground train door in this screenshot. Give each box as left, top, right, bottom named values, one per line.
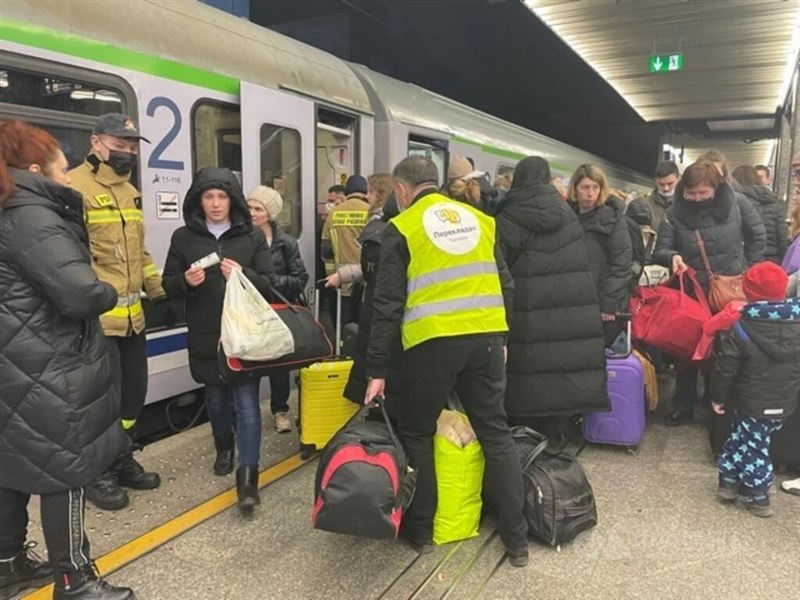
left=240, top=82, right=316, bottom=291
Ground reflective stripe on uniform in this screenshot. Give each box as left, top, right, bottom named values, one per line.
left=117, top=292, right=142, bottom=307
left=404, top=294, right=505, bottom=324
left=143, top=263, right=159, bottom=278
left=103, top=300, right=143, bottom=319
left=85, top=208, right=143, bottom=224
left=407, top=261, right=498, bottom=296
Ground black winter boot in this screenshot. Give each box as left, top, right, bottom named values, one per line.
left=213, top=433, right=235, bottom=476
left=53, top=563, right=134, bottom=600
left=85, top=472, right=129, bottom=511
left=236, top=466, right=260, bottom=513
left=717, top=476, right=739, bottom=502
left=0, top=542, right=52, bottom=598
left=738, top=488, right=773, bottom=518
left=112, top=445, right=160, bottom=490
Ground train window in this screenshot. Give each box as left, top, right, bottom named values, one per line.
left=192, top=101, right=242, bottom=176
left=0, top=55, right=137, bottom=182
left=260, top=124, right=302, bottom=238
left=408, top=136, right=448, bottom=186
left=0, top=66, right=123, bottom=116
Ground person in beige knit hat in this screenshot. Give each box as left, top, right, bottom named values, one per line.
left=247, top=185, right=309, bottom=433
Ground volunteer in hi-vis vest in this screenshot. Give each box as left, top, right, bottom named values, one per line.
left=320, top=174, right=369, bottom=325
left=69, top=113, right=163, bottom=511
left=364, top=156, right=529, bottom=565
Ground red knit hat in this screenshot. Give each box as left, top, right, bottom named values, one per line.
left=742, top=262, right=789, bottom=302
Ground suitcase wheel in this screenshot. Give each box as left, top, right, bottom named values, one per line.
left=300, top=444, right=316, bottom=460
left=626, top=446, right=638, bottom=455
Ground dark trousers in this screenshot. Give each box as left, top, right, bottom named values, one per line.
left=674, top=368, right=712, bottom=413
left=108, top=331, right=148, bottom=423
left=0, top=487, right=90, bottom=573
left=399, top=335, right=527, bottom=549
left=268, top=370, right=290, bottom=414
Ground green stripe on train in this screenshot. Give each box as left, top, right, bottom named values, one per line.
left=1, top=17, right=574, bottom=172
left=451, top=135, right=573, bottom=173
left=0, top=17, right=239, bottom=95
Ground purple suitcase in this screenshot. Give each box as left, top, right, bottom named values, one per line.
left=582, top=322, right=646, bottom=447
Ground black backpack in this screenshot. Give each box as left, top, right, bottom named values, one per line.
left=512, top=427, right=598, bottom=547
left=313, top=400, right=416, bottom=539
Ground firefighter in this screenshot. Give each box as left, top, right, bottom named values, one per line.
left=320, top=175, right=370, bottom=326
left=69, top=113, right=163, bottom=511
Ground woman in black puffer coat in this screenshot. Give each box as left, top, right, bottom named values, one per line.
left=568, top=164, right=633, bottom=346
left=654, top=160, right=766, bottom=427
left=163, top=167, right=275, bottom=513
left=494, top=157, right=608, bottom=440
left=247, top=185, right=308, bottom=434
left=732, top=165, right=789, bottom=264
left=0, top=121, right=130, bottom=598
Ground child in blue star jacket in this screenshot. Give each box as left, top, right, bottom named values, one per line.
left=711, top=262, right=800, bottom=517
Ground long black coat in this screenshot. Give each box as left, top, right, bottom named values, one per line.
left=654, top=183, right=766, bottom=292
left=0, top=170, right=127, bottom=494
left=268, top=222, right=308, bottom=302
left=738, top=184, right=789, bottom=263
left=496, top=183, right=608, bottom=418
left=573, top=197, right=632, bottom=345
left=162, top=168, right=275, bottom=385
left=574, top=197, right=633, bottom=316
left=343, top=208, right=404, bottom=420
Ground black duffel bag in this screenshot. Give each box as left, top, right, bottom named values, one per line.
left=512, top=427, right=598, bottom=547
left=218, top=287, right=333, bottom=382
left=313, top=398, right=417, bottom=539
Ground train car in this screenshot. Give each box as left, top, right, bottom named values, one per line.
left=350, top=64, right=652, bottom=194
left=0, top=0, right=651, bottom=414
left=1, top=0, right=375, bottom=406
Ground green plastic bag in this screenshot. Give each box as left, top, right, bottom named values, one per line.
left=432, top=417, right=485, bottom=545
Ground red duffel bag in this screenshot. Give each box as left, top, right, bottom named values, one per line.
left=630, top=268, right=712, bottom=363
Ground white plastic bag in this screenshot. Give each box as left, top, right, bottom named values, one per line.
left=220, top=268, right=295, bottom=361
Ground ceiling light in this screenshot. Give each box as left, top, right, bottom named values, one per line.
left=706, top=118, right=775, bottom=132
left=522, top=0, right=644, bottom=119
left=778, top=9, right=800, bottom=108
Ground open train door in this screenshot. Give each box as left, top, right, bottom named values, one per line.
left=240, top=81, right=316, bottom=294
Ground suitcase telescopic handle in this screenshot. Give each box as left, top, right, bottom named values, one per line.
left=611, top=312, right=633, bottom=357
left=313, top=280, right=344, bottom=357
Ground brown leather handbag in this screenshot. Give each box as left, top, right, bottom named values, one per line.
left=694, top=230, right=746, bottom=313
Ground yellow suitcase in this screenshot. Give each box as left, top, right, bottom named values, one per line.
left=298, top=287, right=358, bottom=458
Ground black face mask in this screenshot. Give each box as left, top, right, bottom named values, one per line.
left=105, top=150, right=136, bottom=176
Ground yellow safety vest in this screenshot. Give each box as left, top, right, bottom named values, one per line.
left=392, top=192, right=507, bottom=350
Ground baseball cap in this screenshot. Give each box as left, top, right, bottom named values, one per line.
left=93, top=113, right=150, bottom=143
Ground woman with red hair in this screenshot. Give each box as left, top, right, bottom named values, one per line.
left=0, top=120, right=134, bottom=599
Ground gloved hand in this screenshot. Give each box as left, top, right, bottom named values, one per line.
left=154, top=298, right=179, bottom=329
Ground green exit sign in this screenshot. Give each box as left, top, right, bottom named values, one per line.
left=649, top=53, right=684, bottom=73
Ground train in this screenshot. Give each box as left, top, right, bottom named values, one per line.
left=0, top=0, right=652, bottom=409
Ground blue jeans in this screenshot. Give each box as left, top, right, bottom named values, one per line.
left=268, top=370, right=290, bottom=414
left=205, top=380, right=262, bottom=467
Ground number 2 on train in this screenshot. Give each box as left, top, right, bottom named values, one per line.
left=146, top=96, right=185, bottom=171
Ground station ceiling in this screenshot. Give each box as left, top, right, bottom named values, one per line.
left=524, top=0, right=800, bottom=168
left=524, top=0, right=800, bottom=123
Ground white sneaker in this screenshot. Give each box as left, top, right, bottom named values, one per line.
left=781, top=477, right=800, bottom=496
left=274, top=412, right=292, bottom=433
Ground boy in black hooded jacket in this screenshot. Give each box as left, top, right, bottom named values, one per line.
left=711, top=262, right=800, bottom=517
